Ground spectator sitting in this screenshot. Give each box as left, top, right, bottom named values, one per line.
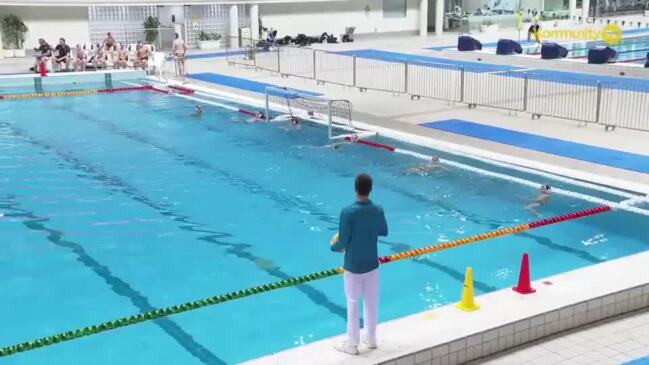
left=53, top=38, right=71, bottom=72
left=73, top=44, right=87, bottom=72
left=133, top=41, right=151, bottom=70
left=92, top=43, right=107, bottom=69
left=32, top=38, right=53, bottom=73
left=113, top=43, right=128, bottom=69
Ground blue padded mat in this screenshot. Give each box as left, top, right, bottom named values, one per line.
left=420, top=119, right=649, bottom=174
left=188, top=72, right=321, bottom=96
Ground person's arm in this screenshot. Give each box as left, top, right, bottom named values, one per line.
left=378, top=207, right=388, bottom=237
left=331, top=209, right=352, bottom=252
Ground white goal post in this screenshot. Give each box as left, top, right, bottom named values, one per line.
left=265, top=86, right=355, bottom=139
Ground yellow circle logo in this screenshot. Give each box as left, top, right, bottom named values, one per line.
left=601, top=24, right=622, bottom=46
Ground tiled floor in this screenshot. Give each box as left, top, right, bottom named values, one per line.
left=474, top=309, right=649, bottom=365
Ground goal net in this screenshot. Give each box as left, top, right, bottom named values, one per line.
left=265, top=86, right=355, bottom=139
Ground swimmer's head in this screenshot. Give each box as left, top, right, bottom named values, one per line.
left=541, top=184, right=551, bottom=192
left=195, top=104, right=202, bottom=111
left=291, top=117, right=299, bottom=125
left=431, top=156, right=440, bottom=163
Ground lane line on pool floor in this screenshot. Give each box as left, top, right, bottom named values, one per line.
left=0, top=205, right=611, bottom=358
left=0, top=196, right=225, bottom=365
left=1, top=122, right=349, bottom=323
left=6, top=104, right=506, bottom=326
left=53, top=101, right=501, bottom=301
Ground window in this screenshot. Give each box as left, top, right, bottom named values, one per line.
left=383, top=0, right=408, bottom=18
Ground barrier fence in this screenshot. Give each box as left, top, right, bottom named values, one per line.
left=225, top=38, right=649, bottom=132
left=0, top=205, right=611, bottom=358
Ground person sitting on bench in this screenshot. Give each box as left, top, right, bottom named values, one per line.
left=53, top=38, right=71, bottom=72
left=33, top=38, right=53, bottom=73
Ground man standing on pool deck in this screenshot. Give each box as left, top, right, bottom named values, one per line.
left=331, top=173, right=388, bottom=355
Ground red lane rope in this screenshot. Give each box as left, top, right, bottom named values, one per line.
left=528, top=205, right=611, bottom=228
left=238, top=108, right=257, bottom=116
left=149, top=86, right=170, bottom=94
left=345, top=136, right=397, bottom=152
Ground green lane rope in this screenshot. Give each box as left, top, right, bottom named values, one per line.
left=0, top=205, right=611, bottom=358
left=0, top=267, right=342, bottom=358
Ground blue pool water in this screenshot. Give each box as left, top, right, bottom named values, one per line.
left=1, top=79, right=649, bottom=364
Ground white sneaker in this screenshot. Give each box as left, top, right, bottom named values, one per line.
left=334, top=341, right=359, bottom=355
left=363, top=337, right=378, bottom=349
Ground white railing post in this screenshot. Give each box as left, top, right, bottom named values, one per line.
left=327, top=100, right=333, bottom=139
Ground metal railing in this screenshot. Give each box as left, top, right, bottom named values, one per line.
left=225, top=39, right=649, bottom=132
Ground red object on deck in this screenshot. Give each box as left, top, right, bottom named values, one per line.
left=39, top=62, right=47, bottom=77
left=513, top=252, right=536, bottom=295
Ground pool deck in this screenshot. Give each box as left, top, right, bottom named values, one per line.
left=474, top=308, right=649, bottom=365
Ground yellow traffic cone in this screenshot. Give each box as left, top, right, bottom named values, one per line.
left=456, top=267, right=480, bottom=311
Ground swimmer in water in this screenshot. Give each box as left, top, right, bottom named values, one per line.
left=240, top=111, right=266, bottom=123
left=407, top=156, right=442, bottom=175
left=191, top=104, right=203, bottom=117
left=283, top=116, right=301, bottom=130
left=250, top=111, right=265, bottom=122
left=526, top=185, right=551, bottom=216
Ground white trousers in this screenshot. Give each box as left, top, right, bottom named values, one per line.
left=344, top=269, right=379, bottom=346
